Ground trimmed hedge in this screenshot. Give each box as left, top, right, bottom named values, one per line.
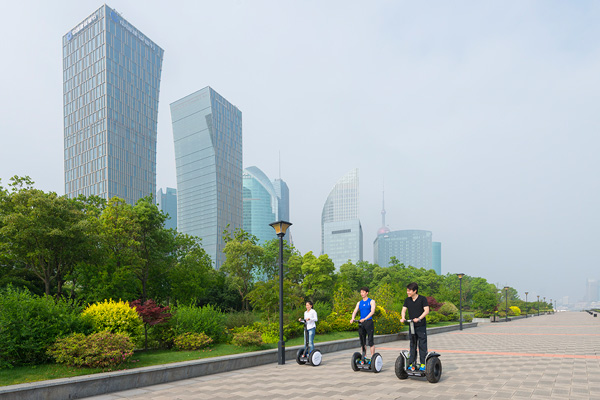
left=47, top=331, right=134, bottom=368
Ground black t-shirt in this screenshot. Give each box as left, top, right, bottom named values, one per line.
left=403, top=295, right=429, bottom=327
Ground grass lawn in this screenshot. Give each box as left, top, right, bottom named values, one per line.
left=0, top=322, right=457, bottom=387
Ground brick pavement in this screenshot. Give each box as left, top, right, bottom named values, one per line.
left=85, top=312, right=600, bottom=400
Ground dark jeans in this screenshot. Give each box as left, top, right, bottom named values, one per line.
left=358, top=319, right=374, bottom=352
left=408, top=325, right=428, bottom=366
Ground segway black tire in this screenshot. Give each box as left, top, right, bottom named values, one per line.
left=296, top=348, right=306, bottom=365
left=309, top=349, right=322, bottom=366
left=394, top=355, right=408, bottom=379
left=426, top=356, right=442, bottom=383
left=371, top=353, right=383, bottom=373
left=351, top=352, right=362, bottom=371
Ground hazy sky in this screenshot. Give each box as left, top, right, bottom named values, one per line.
left=1, top=1, right=599, bottom=304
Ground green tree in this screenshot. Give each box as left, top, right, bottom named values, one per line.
left=300, top=252, right=335, bottom=303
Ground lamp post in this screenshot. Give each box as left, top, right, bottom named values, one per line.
left=537, top=295, right=540, bottom=316
left=543, top=297, right=546, bottom=314
left=525, top=292, right=528, bottom=318
left=456, top=273, right=465, bottom=330
left=503, top=286, right=510, bottom=322
left=269, top=220, right=292, bottom=365
left=549, top=299, right=552, bottom=312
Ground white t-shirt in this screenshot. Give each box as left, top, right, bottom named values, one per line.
left=304, top=309, right=318, bottom=330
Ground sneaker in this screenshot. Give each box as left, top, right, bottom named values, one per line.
left=408, top=364, right=415, bottom=371
left=419, top=364, right=426, bottom=371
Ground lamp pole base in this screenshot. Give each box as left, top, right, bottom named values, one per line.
left=278, top=341, right=285, bottom=364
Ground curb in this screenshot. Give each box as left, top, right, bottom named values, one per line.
left=0, top=322, right=477, bottom=400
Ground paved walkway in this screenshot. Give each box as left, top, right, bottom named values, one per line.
left=86, top=312, right=600, bottom=400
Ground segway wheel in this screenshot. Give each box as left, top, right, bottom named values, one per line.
left=309, top=349, right=322, bottom=366
left=296, top=348, right=306, bottom=365
left=371, top=353, right=383, bottom=373
left=351, top=352, right=362, bottom=371
left=394, top=355, right=408, bottom=379
left=426, top=356, right=442, bottom=383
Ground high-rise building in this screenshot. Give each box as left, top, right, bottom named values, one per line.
left=63, top=5, right=164, bottom=203
left=585, top=278, right=599, bottom=302
left=432, top=242, right=442, bottom=274
left=157, top=187, right=177, bottom=230
left=374, top=230, right=433, bottom=269
left=321, top=169, right=363, bottom=267
left=243, top=166, right=280, bottom=244
left=170, top=87, right=242, bottom=269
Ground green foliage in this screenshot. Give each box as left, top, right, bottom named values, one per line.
left=300, top=252, right=335, bottom=302
left=316, top=320, right=332, bottom=334
left=47, top=331, right=134, bottom=368
left=231, top=331, right=263, bottom=347
left=225, top=311, right=257, bottom=330
left=438, top=302, right=458, bottom=316
left=326, top=311, right=357, bottom=332
left=463, top=314, right=474, bottom=322
left=425, top=311, right=442, bottom=324
left=0, top=287, right=91, bottom=368
left=312, top=301, right=332, bottom=320
left=173, top=332, right=213, bottom=350
left=332, top=286, right=360, bottom=314
left=170, top=304, right=227, bottom=343
left=371, top=283, right=395, bottom=311
left=373, top=308, right=402, bottom=334
left=509, top=306, right=521, bottom=316
left=83, top=299, right=143, bottom=341
left=247, top=278, right=302, bottom=323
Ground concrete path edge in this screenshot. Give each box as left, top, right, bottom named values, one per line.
left=0, top=322, right=478, bottom=400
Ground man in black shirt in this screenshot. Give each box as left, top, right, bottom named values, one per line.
left=401, top=282, right=430, bottom=371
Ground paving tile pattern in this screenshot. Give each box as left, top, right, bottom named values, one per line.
left=85, top=312, right=600, bottom=400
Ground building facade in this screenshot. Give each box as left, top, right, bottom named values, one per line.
left=157, top=187, right=177, bottom=230
left=243, top=167, right=277, bottom=244
left=432, top=241, right=442, bottom=274
left=374, top=230, right=433, bottom=269
left=63, top=5, right=164, bottom=203
left=170, top=87, right=242, bottom=269
left=321, top=169, right=363, bottom=267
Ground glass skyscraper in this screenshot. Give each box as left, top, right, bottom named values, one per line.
left=157, top=187, right=177, bottom=230
left=374, top=230, right=433, bottom=269
left=171, top=87, right=242, bottom=269
left=243, top=166, right=290, bottom=244
left=432, top=241, right=442, bottom=274
left=63, top=5, right=164, bottom=204
left=321, top=168, right=363, bottom=268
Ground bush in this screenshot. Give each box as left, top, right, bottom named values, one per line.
left=316, top=320, right=332, bottom=334
left=173, top=332, right=213, bottom=350
left=326, top=312, right=357, bottom=332
left=171, top=304, right=227, bottom=343
left=474, top=311, right=491, bottom=318
left=0, top=287, right=91, bottom=368
left=463, top=314, right=473, bottom=323
left=312, top=301, right=332, bottom=320
left=231, top=330, right=263, bottom=347
left=47, top=331, right=134, bottom=368
left=373, top=309, right=402, bottom=334
left=438, top=302, right=458, bottom=316
left=225, top=311, right=256, bottom=330
left=83, top=299, right=143, bottom=341
left=426, top=296, right=444, bottom=312
left=509, top=306, right=521, bottom=316
left=426, top=311, right=442, bottom=324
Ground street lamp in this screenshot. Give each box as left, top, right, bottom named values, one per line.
left=456, top=273, right=465, bottom=330
left=525, top=292, right=528, bottom=318
left=503, top=286, right=510, bottom=322
left=543, top=297, right=546, bottom=314
left=269, top=220, right=292, bottom=365
left=537, top=295, right=540, bottom=316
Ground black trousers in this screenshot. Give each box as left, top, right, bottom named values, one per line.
left=408, top=325, right=428, bottom=366
left=358, top=319, right=374, bottom=351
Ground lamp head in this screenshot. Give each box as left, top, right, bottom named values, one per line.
left=456, top=273, right=465, bottom=280
left=269, top=220, right=292, bottom=237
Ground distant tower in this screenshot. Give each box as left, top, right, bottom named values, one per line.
left=377, top=189, right=391, bottom=236
left=170, top=87, right=242, bottom=269
left=156, top=188, right=177, bottom=230
left=63, top=5, right=164, bottom=204
left=321, top=168, right=363, bottom=267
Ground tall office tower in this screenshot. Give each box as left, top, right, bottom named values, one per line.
left=63, top=5, right=164, bottom=203
left=585, top=278, right=599, bottom=302
left=432, top=242, right=442, bottom=274
left=243, top=166, right=278, bottom=244
left=156, top=187, right=177, bottom=230
left=272, top=178, right=290, bottom=223
left=321, top=168, right=363, bottom=268
left=374, top=230, right=433, bottom=269
left=171, top=87, right=242, bottom=269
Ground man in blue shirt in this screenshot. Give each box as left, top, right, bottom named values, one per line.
left=350, top=287, right=377, bottom=360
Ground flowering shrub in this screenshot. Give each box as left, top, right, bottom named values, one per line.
left=83, top=299, right=143, bottom=340
left=0, top=287, right=91, bottom=369
left=231, top=330, right=263, bottom=347
left=173, top=332, right=213, bottom=350
left=47, top=331, right=134, bottom=368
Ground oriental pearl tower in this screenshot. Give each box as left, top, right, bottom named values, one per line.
left=378, top=190, right=391, bottom=236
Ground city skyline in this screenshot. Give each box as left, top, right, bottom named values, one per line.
left=1, top=1, right=599, bottom=303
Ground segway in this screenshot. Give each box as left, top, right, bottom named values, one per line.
left=295, top=319, right=322, bottom=366
left=395, top=320, right=442, bottom=383
left=350, top=321, right=383, bottom=373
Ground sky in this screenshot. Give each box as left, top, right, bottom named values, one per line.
left=1, top=1, right=599, bottom=305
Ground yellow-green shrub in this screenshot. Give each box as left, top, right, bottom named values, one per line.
left=83, top=299, right=143, bottom=341
left=173, top=332, right=213, bottom=350
left=509, top=306, right=521, bottom=316
left=373, top=308, right=402, bottom=334
left=231, top=331, right=262, bottom=347
left=47, top=331, right=134, bottom=368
